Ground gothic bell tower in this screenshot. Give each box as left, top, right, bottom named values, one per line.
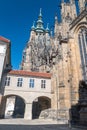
left=20, top=9, right=50, bottom=72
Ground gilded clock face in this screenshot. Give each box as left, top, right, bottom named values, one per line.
left=0, top=45, right=6, bottom=54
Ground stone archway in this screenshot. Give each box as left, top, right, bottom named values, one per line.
left=0, top=95, right=25, bottom=119
left=32, top=96, right=51, bottom=119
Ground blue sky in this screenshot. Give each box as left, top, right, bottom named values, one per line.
left=0, top=0, right=78, bottom=70
left=0, top=0, right=62, bottom=69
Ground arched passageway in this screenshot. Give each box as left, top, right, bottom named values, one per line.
left=32, top=96, right=51, bottom=119
left=0, top=95, right=25, bottom=119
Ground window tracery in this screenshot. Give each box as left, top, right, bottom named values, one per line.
left=78, top=27, right=87, bottom=82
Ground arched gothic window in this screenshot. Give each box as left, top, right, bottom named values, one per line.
left=78, top=27, right=87, bottom=82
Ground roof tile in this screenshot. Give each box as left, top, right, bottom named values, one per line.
left=0, top=36, right=10, bottom=43
left=8, top=70, right=51, bottom=78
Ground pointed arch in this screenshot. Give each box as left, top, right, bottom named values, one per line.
left=74, top=22, right=87, bottom=34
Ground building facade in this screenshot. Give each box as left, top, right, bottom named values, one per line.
left=0, top=0, right=87, bottom=124
left=1, top=70, right=51, bottom=119
left=0, top=36, right=11, bottom=103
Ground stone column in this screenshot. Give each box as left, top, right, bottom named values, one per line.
left=24, top=103, right=32, bottom=120
left=82, top=31, right=87, bottom=53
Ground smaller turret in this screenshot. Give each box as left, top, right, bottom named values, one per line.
left=54, top=14, right=58, bottom=37
left=31, top=21, right=35, bottom=31
left=29, top=21, right=36, bottom=41
left=78, top=0, right=86, bottom=12
left=46, top=23, right=50, bottom=33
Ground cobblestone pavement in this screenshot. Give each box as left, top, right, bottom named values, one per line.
left=0, top=119, right=86, bottom=130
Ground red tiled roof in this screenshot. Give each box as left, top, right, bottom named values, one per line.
left=0, top=36, right=10, bottom=43
left=8, top=70, right=51, bottom=78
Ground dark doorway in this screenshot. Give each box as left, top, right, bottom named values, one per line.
left=1, top=95, right=25, bottom=119
left=32, top=96, right=51, bottom=119
left=12, top=96, right=25, bottom=118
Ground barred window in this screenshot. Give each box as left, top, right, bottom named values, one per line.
left=41, top=80, right=46, bottom=88
left=17, top=78, right=23, bottom=87
left=5, top=77, right=10, bottom=86
left=29, top=79, right=34, bottom=88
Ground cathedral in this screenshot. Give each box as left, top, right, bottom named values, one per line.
left=0, top=0, right=87, bottom=126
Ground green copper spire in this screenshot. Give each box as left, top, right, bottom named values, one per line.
left=35, top=8, right=45, bottom=33
left=39, top=8, right=42, bottom=17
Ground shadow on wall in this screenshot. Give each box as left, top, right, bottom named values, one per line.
left=69, top=80, right=87, bottom=127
